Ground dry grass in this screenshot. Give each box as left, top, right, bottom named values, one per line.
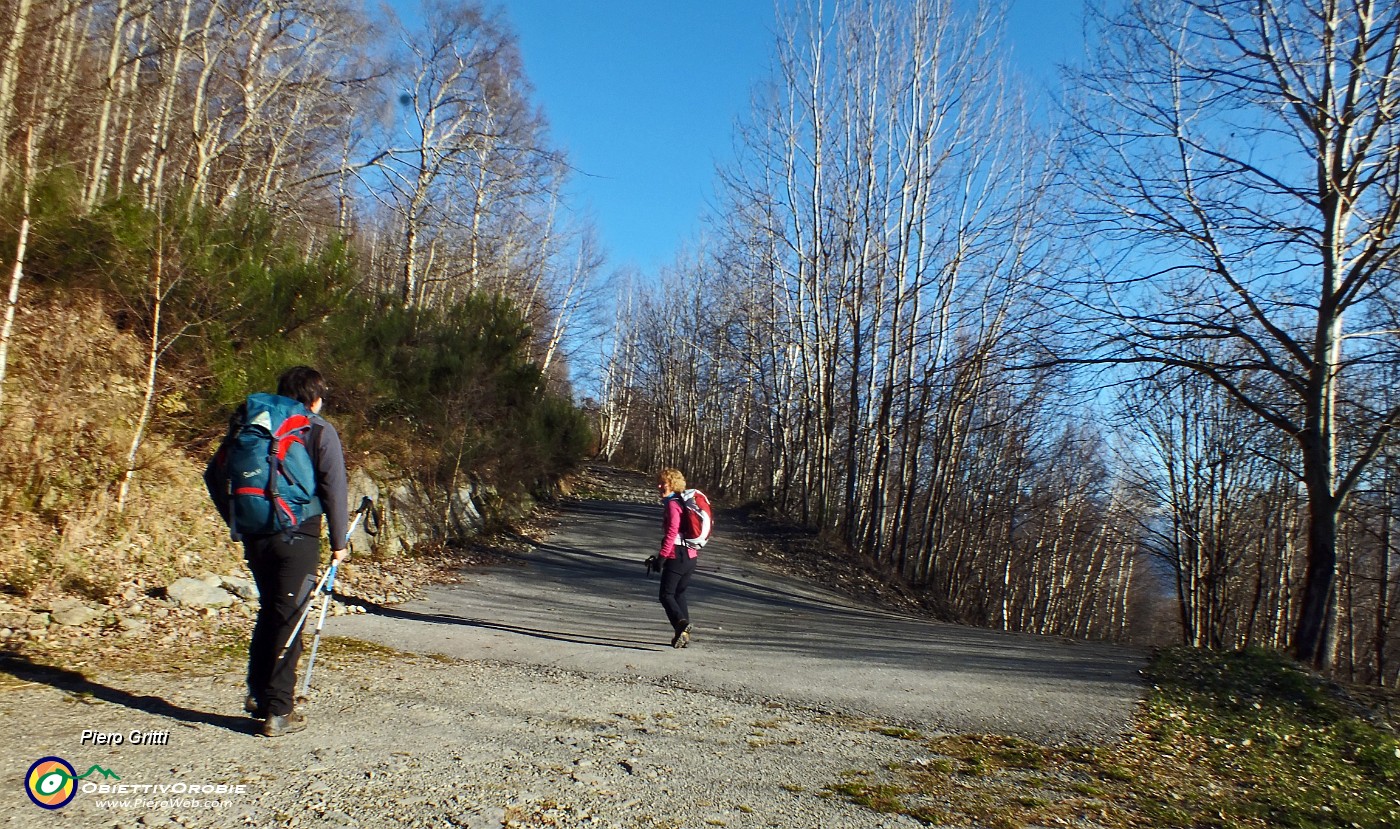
left=829, top=648, right=1400, bottom=829
left=0, top=292, right=241, bottom=603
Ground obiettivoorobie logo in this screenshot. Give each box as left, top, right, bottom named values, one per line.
left=25, top=756, right=119, bottom=809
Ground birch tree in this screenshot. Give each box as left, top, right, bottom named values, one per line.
left=616, top=1, right=1141, bottom=640
left=1066, top=0, right=1400, bottom=667
left=82, top=0, right=144, bottom=208
left=596, top=273, right=640, bottom=462
left=1122, top=368, right=1307, bottom=650
left=714, top=0, right=1053, bottom=555
left=376, top=0, right=536, bottom=310
left=0, top=0, right=36, bottom=189
left=0, top=129, right=35, bottom=420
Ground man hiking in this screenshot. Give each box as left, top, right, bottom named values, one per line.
left=206, top=366, right=349, bottom=737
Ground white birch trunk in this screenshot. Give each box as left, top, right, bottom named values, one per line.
left=142, top=0, right=195, bottom=208
left=117, top=223, right=165, bottom=512
left=0, top=0, right=34, bottom=189
left=0, top=129, right=35, bottom=419
left=84, top=0, right=132, bottom=207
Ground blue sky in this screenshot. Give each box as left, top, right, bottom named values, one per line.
left=493, top=0, right=1088, bottom=277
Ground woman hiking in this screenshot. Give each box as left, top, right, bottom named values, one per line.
left=654, top=467, right=699, bottom=648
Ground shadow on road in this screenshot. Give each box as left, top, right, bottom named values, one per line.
left=331, top=495, right=1145, bottom=740
left=356, top=600, right=665, bottom=652
left=493, top=500, right=886, bottom=616
left=427, top=499, right=1142, bottom=684
left=0, top=654, right=256, bottom=735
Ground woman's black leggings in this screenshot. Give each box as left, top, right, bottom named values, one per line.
left=658, top=551, right=697, bottom=632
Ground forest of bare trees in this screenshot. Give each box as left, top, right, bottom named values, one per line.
left=3, top=0, right=1397, bottom=684
left=0, top=0, right=598, bottom=393
left=602, top=0, right=1400, bottom=685
left=0, top=0, right=599, bottom=580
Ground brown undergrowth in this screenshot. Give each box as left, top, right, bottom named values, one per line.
left=0, top=292, right=239, bottom=605
left=0, top=292, right=539, bottom=675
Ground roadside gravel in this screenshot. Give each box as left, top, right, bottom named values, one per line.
left=4, top=652, right=933, bottom=828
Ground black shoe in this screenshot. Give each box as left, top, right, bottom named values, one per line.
left=260, top=710, right=307, bottom=737
left=671, top=623, right=692, bottom=649
left=244, top=695, right=266, bottom=719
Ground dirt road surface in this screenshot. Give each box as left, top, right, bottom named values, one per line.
left=2, top=496, right=1144, bottom=829
left=337, top=499, right=1143, bottom=740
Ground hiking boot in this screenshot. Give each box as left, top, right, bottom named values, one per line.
left=671, top=623, right=692, bottom=649
left=260, top=710, right=307, bottom=737
left=244, top=695, right=266, bottom=719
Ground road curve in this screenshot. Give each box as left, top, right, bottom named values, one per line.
left=331, top=498, right=1146, bottom=741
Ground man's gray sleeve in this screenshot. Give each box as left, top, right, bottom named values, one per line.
left=312, top=418, right=350, bottom=547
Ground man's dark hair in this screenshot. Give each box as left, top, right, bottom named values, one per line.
left=276, top=366, right=328, bottom=407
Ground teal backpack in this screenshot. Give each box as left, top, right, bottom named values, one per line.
left=212, top=393, right=323, bottom=540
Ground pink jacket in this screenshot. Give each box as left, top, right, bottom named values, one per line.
left=658, top=495, right=698, bottom=559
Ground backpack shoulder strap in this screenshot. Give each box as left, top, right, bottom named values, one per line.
left=308, top=416, right=325, bottom=468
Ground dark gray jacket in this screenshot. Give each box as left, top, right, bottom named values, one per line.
left=308, top=415, right=350, bottom=549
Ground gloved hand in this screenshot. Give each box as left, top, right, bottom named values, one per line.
left=644, top=555, right=660, bottom=576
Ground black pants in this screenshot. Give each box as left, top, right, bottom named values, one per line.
left=658, top=551, right=697, bottom=633
left=244, top=521, right=321, bottom=717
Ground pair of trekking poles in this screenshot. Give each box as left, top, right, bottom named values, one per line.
left=277, top=496, right=376, bottom=696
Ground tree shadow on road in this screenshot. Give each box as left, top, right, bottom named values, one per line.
left=394, top=498, right=1146, bottom=685
left=0, top=653, right=257, bottom=735
left=354, top=599, right=666, bottom=652
left=493, top=535, right=886, bottom=620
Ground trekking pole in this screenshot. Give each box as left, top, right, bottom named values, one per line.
left=277, top=497, right=374, bottom=667
left=298, top=497, right=375, bottom=696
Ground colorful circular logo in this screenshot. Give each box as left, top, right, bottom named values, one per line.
left=26, top=756, right=77, bottom=809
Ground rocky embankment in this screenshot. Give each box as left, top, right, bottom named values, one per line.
left=1, top=572, right=386, bottom=651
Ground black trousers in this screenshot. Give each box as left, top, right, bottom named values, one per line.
left=244, top=521, right=321, bottom=717
left=658, top=551, right=697, bottom=633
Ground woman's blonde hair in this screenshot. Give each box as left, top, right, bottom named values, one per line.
left=658, top=467, right=687, bottom=493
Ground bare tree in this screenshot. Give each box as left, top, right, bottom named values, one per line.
left=531, top=222, right=601, bottom=380
left=705, top=0, right=1052, bottom=527
left=82, top=0, right=144, bottom=208
left=1121, top=367, right=1308, bottom=650
left=0, top=128, right=35, bottom=419
left=596, top=271, right=640, bottom=462
left=374, top=0, right=538, bottom=309
left=190, top=0, right=368, bottom=213
left=614, top=1, right=1143, bottom=641
left=1065, top=0, right=1400, bottom=667
left=116, top=217, right=174, bottom=511
left=0, top=0, right=36, bottom=189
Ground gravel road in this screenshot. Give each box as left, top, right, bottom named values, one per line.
left=2, top=496, right=1145, bottom=829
